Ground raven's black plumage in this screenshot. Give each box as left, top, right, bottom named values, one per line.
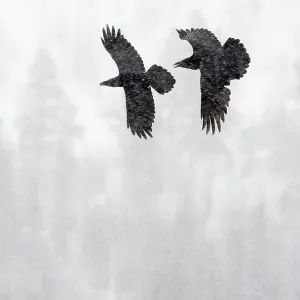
left=100, top=25, right=176, bottom=139
left=174, top=28, right=250, bottom=134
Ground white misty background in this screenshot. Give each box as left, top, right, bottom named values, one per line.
left=1, top=0, right=300, bottom=299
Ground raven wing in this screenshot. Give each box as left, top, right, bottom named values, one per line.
left=101, top=25, right=145, bottom=74
left=123, top=82, right=155, bottom=139
left=200, top=73, right=231, bottom=134
left=176, top=28, right=222, bottom=53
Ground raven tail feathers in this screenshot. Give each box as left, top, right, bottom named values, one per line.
left=223, top=38, right=250, bottom=80
left=146, top=65, right=176, bottom=94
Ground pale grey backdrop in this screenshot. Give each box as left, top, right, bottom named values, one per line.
left=1, top=0, right=300, bottom=299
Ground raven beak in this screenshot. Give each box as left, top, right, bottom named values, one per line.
left=173, top=62, right=181, bottom=68
left=99, top=81, right=105, bottom=86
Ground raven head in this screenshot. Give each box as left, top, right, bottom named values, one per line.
left=174, top=56, right=199, bottom=70
left=99, top=76, right=122, bottom=87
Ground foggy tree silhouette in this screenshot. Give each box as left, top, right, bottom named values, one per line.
left=279, top=184, right=300, bottom=299
left=52, top=93, right=83, bottom=260
left=241, top=100, right=299, bottom=183
left=80, top=104, right=123, bottom=292
left=246, top=203, right=269, bottom=300
left=283, top=63, right=300, bottom=274
left=224, top=204, right=252, bottom=299
left=235, top=90, right=300, bottom=299
left=17, top=50, right=61, bottom=229
left=277, top=62, right=300, bottom=297
left=0, top=118, right=19, bottom=296
left=0, top=118, right=15, bottom=230
left=15, top=49, right=83, bottom=298
left=117, top=134, right=165, bottom=297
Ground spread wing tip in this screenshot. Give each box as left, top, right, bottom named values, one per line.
left=176, top=28, right=187, bottom=39
left=102, top=25, right=122, bottom=40
left=201, top=113, right=225, bottom=135
left=176, top=28, right=200, bottom=39
left=131, top=129, right=153, bottom=139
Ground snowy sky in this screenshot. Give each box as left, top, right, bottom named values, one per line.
left=1, top=1, right=300, bottom=297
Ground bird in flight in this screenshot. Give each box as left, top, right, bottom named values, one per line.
left=100, top=25, right=176, bottom=139
left=174, top=28, right=250, bottom=134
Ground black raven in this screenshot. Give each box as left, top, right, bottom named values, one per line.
left=174, top=28, right=250, bottom=134
left=100, top=25, right=176, bottom=139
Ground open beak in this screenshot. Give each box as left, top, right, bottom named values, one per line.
left=173, top=62, right=181, bottom=68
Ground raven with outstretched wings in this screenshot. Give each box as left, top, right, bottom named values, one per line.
left=100, top=25, right=176, bottom=139
left=174, top=28, right=250, bottom=134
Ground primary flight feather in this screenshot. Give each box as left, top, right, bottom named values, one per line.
left=100, top=25, right=176, bottom=139
left=174, top=28, right=250, bottom=134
